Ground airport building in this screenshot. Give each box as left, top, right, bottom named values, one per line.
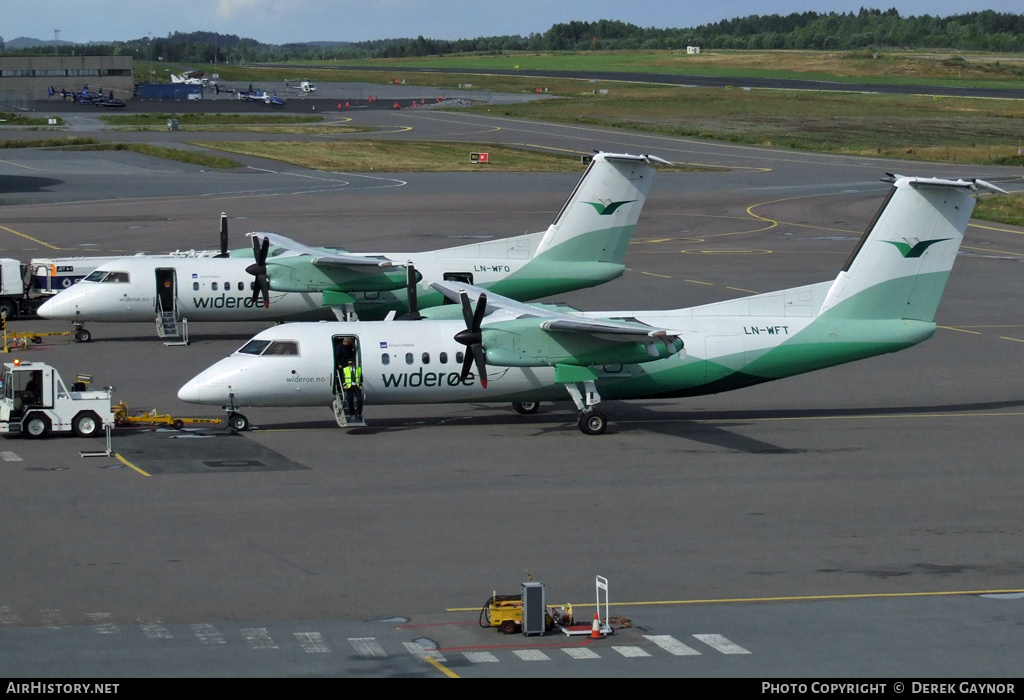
left=0, top=55, right=133, bottom=107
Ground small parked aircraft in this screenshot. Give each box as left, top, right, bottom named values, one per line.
left=47, top=85, right=124, bottom=108
left=285, top=79, right=317, bottom=93
left=171, top=71, right=216, bottom=87
left=238, top=87, right=285, bottom=107
left=38, top=152, right=668, bottom=342
left=178, top=175, right=1005, bottom=434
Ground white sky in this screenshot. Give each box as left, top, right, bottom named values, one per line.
left=6, top=1, right=1022, bottom=45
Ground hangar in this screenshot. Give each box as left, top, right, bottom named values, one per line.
left=0, top=55, right=133, bottom=107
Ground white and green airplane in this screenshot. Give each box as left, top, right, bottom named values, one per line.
left=179, top=175, right=1005, bottom=434
left=39, top=152, right=666, bottom=340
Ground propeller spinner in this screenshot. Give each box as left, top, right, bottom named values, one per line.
left=453, top=290, right=488, bottom=388
left=245, top=235, right=271, bottom=308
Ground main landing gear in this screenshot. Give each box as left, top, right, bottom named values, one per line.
left=509, top=381, right=609, bottom=436
left=565, top=379, right=607, bottom=435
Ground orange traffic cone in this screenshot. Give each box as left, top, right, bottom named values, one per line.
left=590, top=612, right=602, bottom=638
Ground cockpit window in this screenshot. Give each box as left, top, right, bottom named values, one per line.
left=81, top=270, right=128, bottom=283
left=237, top=340, right=271, bottom=355
left=236, top=339, right=298, bottom=356
left=262, top=341, right=299, bottom=356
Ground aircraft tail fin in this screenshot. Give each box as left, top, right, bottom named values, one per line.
left=817, top=176, right=1005, bottom=322
left=531, top=152, right=668, bottom=265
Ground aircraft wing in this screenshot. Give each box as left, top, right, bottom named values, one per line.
left=431, top=280, right=554, bottom=319
left=248, top=232, right=401, bottom=268
left=430, top=280, right=682, bottom=348
left=539, top=317, right=679, bottom=344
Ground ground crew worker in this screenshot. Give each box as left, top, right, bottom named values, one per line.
left=343, top=357, right=363, bottom=419
left=335, top=338, right=356, bottom=392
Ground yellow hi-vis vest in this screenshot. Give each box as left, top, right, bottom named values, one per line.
left=343, top=365, right=362, bottom=388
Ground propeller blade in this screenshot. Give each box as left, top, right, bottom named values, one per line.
left=472, top=343, right=488, bottom=388
left=259, top=276, right=270, bottom=308
left=473, top=293, right=487, bottom=330
left=406, top=263, right=420, bottom=318
left=459, top=291, right=474, bottom=330
left=459, top=348, right=475, bottom=383
left=248, top=274, right=262, bottom=305
left=257, top=235, right=269, bottom=265
left=245, top=235, right=271, bottom=307
left=217, top=213, right=228, bottom=257
left=453, top=290, right=488, bottom=387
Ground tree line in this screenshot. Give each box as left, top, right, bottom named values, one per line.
left=5, top=9, right=1024, bottom=64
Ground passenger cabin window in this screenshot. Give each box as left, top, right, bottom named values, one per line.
left=212, top=282, right=218, bottom=291
left=381, top=354, right=390, bottom=365
left=421, top=352, right=430, bottom=364
left=440, top=352, right=448, bottom=364
left=193, top=282, right=200, bottom=291
left=405, top=353, right=413, bottom=365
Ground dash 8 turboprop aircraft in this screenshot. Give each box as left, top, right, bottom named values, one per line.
left=179, top=175, right=1005, bottom=434
left=37, top=152, right=668, bottom=341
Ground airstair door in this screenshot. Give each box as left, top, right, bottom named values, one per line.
left=331, top=334, right=365, bottom=427
left=155, top=268, right=180, bottom=338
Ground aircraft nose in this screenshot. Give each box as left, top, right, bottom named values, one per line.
left=176, top=376, right=205, bottom=404
left=36, top=287, right=84, bottom=320
left=178, top=373, right=228, bottom=404
left=178, top=360, right=240, bottom=405
left=36, top=295, right=63, bottom=319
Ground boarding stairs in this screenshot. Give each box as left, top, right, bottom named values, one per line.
left=155, top=298, right=189, bottom=345
left=332, top=372, right=366, bottom=428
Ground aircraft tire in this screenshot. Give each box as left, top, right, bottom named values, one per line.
left=577, top=410, right=607, bottom=436
left=24, top=413, right=51, bottom=439
left=512, top=401, right=540, bottom=415
left=228, top=413, right=250, bottom=431
left=75, top=328, right=91, bottom=343
left=0, top=300, right=16, bottom=319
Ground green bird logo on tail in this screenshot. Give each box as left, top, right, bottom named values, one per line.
left=586, top=200, right=635, bottom=216
left=883, top=239, right=951, bottom=258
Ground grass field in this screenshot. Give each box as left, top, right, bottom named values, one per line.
left=128, top=51, right=1024, bottom=225
left=198, top=140, right=704, bottom=173
left=242, top=48, right=1024, bottom=88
